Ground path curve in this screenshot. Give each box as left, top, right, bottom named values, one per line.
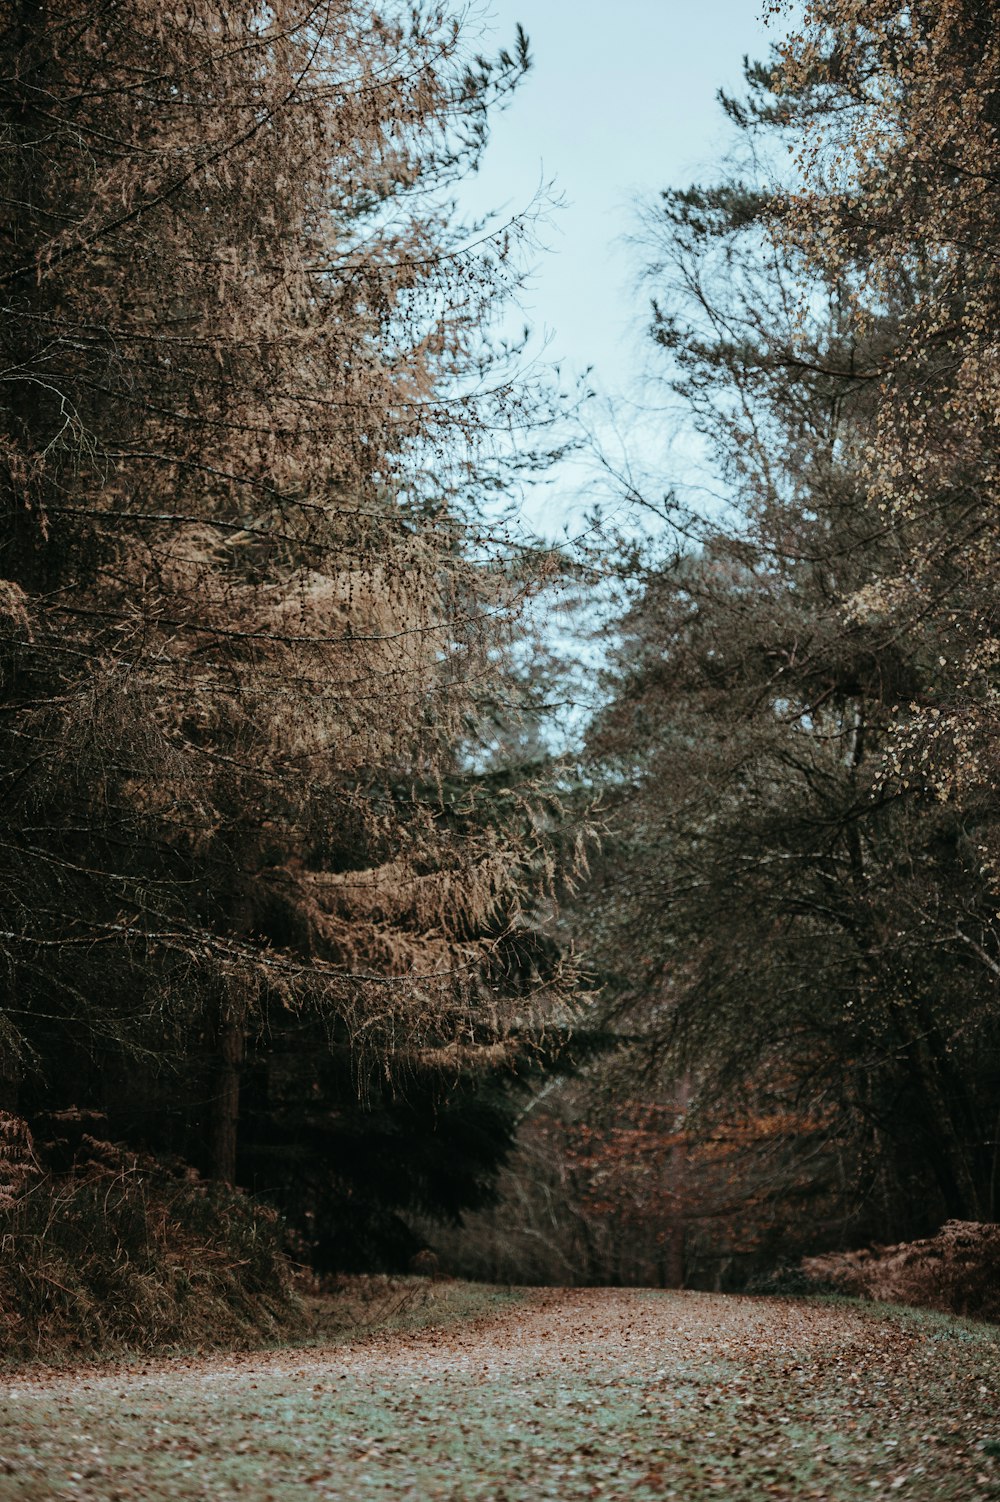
left=1, top=1288, right=997, bottom=1500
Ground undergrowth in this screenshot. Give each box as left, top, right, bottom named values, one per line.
left=801, top=1220, right=1000, bottom=1323
left=0, top=1164, right=303, bottom=1364
left=295, top=1272, right=525, bottom=1346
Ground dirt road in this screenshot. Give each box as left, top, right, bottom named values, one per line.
left=2, top=1288, right=998, bottom=1500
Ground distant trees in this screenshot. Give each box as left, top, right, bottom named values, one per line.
left=0, top=0, right=576, bottom=1260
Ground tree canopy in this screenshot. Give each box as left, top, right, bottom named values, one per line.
left=460, top=4, right=1000, bottom=1287
left=0, top=0, right=579, bottom=1261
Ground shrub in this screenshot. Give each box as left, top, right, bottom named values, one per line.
left=800, top=1221, right=1000, bottom=1322
left=0, top=1146, right=302, bottom=1362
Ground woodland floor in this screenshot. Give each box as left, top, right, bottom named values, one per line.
left=1, top=1286, right=998, bottom=1501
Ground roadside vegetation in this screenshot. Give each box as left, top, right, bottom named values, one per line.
left=1, top=0, right=999, bottom=1358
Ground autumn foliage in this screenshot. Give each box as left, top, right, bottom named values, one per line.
left=802, top=1221, right=1000, bottom=1323
left=3, top=0, right=999, bottom=1325
left=0, top=0, right=577, bottom=1294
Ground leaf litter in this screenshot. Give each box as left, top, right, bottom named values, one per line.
left=0, top=1288, right=998, bottom=1500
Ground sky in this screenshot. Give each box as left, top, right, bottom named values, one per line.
left=457, top=0, right=778, bottom=534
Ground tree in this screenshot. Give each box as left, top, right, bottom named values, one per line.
left=774, top=2, right=1000, bottom=814
left=0, top=0, right=578, bottom=1248
left=572, top=41, right=1000, bottom=1271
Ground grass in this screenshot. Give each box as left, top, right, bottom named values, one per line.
left=295, top=1273, right=526, bottom=1346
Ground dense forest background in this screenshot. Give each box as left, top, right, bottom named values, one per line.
left=1, top=0, right=999, bottom=1334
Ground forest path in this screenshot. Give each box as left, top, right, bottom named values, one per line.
left=2, top=1287, right=998, bottom=1501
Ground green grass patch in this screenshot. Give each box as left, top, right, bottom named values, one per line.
left=297, top=1274, right=527, bottom=1346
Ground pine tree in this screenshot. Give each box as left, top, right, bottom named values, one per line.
left=775, top=2, right=1000, bottom=818
left=0, top=0, right=576, bottom=1231
left=577, top=45, right=1000, bottom=1265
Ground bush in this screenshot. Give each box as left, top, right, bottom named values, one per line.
left=800, top=1221, right=1000, bottom=1322
left=745, top=1261, right=834, bottom=1297
left=0, top=1148, right=303, bottom=1362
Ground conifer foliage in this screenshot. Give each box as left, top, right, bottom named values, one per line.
left=0, top=0, right=573, bottom=1253
left=572, top=7, right=1000, bottom=1275
left=775, top=0, right=1000, bottom=831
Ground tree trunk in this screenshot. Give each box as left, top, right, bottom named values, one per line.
left=210, top=1018, right=244, bottom=1185
left=892, top=1002, right=984, bottom=1220
left=662, top=1073, right=691, bottom=1288
left=0, top=1053, right=19, bottom=1113
left=662, top=1220, right=687, bottom=1289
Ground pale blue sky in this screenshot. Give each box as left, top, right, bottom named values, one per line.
left=465, top=2, right=775, bottom=426
left=456, top=3, right=779, bottom=730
